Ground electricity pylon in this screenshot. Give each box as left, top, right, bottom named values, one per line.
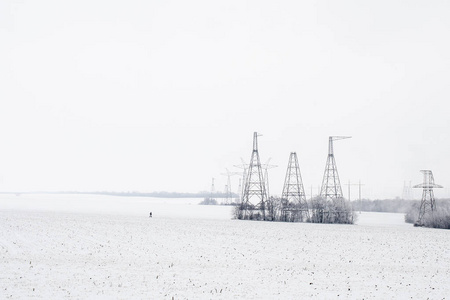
left=237, top=178, right=242, bottom=203
left=320, top=136, right=351, bottom=200
left=402, top=181, right=413, bottom=200
left=234, top=158, right=249, bottom=202
left=262, top=158, right=277, bottom=199
left=241, top=132, right=267, bottom=220
left=413, top=170, right=443, bottom=226
left=281, top=152, right=309, bottom=221
left=221, top=168, right=240, bottom=204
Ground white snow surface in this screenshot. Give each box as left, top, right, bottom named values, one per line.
left=1, top=194, right=449, bottom=299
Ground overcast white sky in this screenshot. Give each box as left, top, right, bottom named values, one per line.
left=1, top=0, right=449, bottom=199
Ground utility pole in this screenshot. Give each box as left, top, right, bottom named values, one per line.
left=347, top=180, right=351, bottom=201
left=358, top=180, right=364, bottom=214
left=345, top=180, right=364, bottom=214
left=237, top=178, right=242, bottom=204
left=210, top=178, right=215, bottom=201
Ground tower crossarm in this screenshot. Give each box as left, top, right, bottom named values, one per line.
left=331, top=136, right=352, bottom=141
left=413, top=170, right=443, bottom=189
left=328, top=136, right=351, bottom=155
left=413, top=183, right=443, bottom=189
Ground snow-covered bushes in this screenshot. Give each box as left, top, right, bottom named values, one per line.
left=199, top=197, right=218, bottom=205
left=404, top=203, right=418, bottom=224
left=405, top=201, right=450, bottom=229
left=420, top=209, right=450, bottom=229
left=233, top=197, right=306, bottom=222
left=310, top=197, right=356, bottom=224
left=266, top=196, right=282, bottom=221
left=234, top=196, right=355, bottom=224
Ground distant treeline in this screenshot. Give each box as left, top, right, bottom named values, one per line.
left=1, top=191, right=238, bottom=199
left=353, top=198, right=450, bottom=213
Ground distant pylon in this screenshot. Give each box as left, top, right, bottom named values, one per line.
left=234, top=158, right=248, bottom=203
left=221, top=168, right=240, bottom=204
left=281, top=152, right=309, bottom=221
left=241, top=132, right=267, bottom=220
left=402, top=181, right=413, bottom=200
left=413, top=170, right=443, bottom=226
left=262, top=158, right=277, bottom=199
left=320, top=136, right=351, bottom=200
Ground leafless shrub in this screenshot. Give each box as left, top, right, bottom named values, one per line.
left=310, top=196, right=355, bottom=224
left=405, top=200, right=450, bottom=229
left=420, top=208, right=450, bottom=229
left=404, top=203, right=419, bottom=224
left=233, top=196, right=355, bottom=224
left=266, top=196, right=282, bottom=221
left=232, top=204, right=243, bottom=220
left=199, top=197, right=218, bottom=205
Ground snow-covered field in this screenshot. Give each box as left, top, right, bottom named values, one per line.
left=1, top=194, right=449, bottom=299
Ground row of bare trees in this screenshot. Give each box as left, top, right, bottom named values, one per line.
left=234, top=196, right=356, bottom=224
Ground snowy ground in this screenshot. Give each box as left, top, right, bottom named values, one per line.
left=1, top=194, right=449, bottom=299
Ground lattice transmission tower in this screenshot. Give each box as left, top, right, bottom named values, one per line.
left=402, top=181, right=413, bottom=200
left=413, top=170, right=443, bottom=226
left=241, top=132, right=267, bottom=220
left=221, top=168, right=240, bottom=204
left=281, top=152, right=309, bottom=221
left=262, top=158, right=277, bottom=199
left=320, top=136, right=351, bottom=200
left=234, top=158, right=249, bottom=203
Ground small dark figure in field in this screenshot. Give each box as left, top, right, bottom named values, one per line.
left=149, top=212, right=152, bottom=218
